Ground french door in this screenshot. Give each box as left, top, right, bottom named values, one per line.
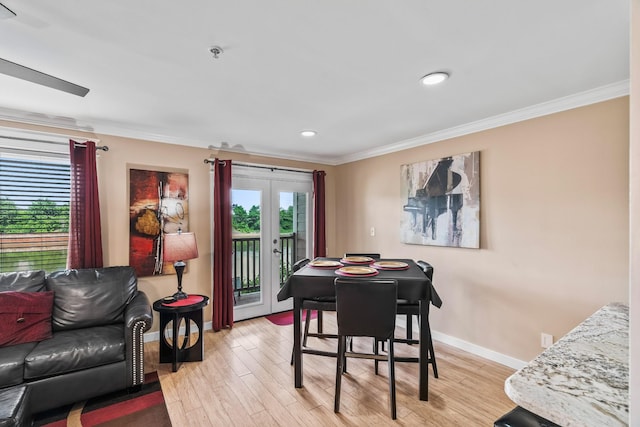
left=231, top=166, right=312, bottom=321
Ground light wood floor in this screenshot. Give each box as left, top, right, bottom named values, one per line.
left=144, top=313, right=516, bottom=426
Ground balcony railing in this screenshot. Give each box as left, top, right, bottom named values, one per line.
left=232, top=233, right=296, bottom=302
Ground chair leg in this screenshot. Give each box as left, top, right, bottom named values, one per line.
left=334, top=335, right=346, bottom=413
left=302, top=309, right=312, bottom=347
left=374, top=338, right=380, bottom=375
left=426, top=319, right=438, bottom=378
left=387, top=338, right=397, bottom=420
left=406, top=313, right=413, bottom=342
left=317, top=310, right=324, bottom=333
left=292, top=309, right=312, bottom=365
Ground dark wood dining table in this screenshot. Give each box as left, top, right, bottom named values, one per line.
left=278, top=257, right=433, bottom=401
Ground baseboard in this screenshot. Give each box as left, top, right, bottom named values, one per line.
left=430, top=330, right=528, bottom=370
left=145, top=317, right=527, bottom=370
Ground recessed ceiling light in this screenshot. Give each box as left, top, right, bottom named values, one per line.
left=301, top=130, right=317, bottom=137
left=420, top=71, right=449, bottom=86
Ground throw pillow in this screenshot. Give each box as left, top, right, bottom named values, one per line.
left=0, top=291, right=54, bottom=347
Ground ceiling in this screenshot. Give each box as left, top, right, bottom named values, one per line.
left=0, top=1, right=630, bottom=165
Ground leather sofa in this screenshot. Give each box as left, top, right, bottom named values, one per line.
left=0, top=266, right=153, bottom=415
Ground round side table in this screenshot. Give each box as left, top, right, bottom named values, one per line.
left=152, top=294, right=209, bottom=372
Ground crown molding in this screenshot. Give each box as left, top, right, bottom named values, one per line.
left=0, top=79, right=629, bottom=167
left=335, top=79, right=630, bottom=165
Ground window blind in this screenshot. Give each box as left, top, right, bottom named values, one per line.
left=0, top=154, right=70, bottom=273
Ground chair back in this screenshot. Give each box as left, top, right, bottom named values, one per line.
left=416, top=260, right=433, bottom=281
left=416, top=260, right=442, bottom=308
left=344, top=253, right=381, bottom=259
left=292, top=258, right=310, bottom=272
left=335, top=278, right=397, bottom=339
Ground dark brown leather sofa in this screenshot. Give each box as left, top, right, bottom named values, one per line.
left=0, top=267, right=153, bottom=417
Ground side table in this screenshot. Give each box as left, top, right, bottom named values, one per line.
left=152, top=294, right=209, bottom=372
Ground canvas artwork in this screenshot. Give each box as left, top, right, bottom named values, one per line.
left=129, top=168, right=189, bottom=277
left=400, top=152, right=480, bottom=248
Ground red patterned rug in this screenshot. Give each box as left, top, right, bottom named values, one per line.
left=33, top=372, right=170, bottom=427
left=266, top=310, right=317, bottom=326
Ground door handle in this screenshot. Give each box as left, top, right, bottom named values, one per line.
left=273, top=248, right=282, bottom=254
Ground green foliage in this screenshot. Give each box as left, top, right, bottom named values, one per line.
left=232, top=204, right=294, bottom=234
left=232, top=204, right=251, bottom=233
left=0, top=197, right=69, bottom=233
left=280, top=206, right=293, bottom=233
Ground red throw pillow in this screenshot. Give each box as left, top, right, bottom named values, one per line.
left=0, top=291, right=54, bottom=347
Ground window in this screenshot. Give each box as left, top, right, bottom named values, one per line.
left=0, top=151, right=70, bottom=273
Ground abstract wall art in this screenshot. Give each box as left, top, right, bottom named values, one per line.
left=129, top=167, right=189, bottom=277
left=400, top=152, right=480, bottom=248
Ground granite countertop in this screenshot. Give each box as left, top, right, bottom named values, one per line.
left=504, top=302, right=629, bottom=427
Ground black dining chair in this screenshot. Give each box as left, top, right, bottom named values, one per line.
left=291, top=258, right=328, bottom=365
left=334, top=277, right=398, bottom=420
left=299, top=253, right=381, bottom=350
left=289, top=258, right=339, bottom=365
left=393, top=260, right=441, bottom=378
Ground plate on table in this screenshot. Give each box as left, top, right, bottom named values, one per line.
left=340, top=256, right=374, bottom=264
left=335, top=266, right=379, bottom=277
left=309, top=260, right=343, bottom=268
left=372, top=261, right=409, bottom=270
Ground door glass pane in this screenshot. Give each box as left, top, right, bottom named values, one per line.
left=278, top=191, right=307, bottom=287
left=231, top=189, right=262, bottom=307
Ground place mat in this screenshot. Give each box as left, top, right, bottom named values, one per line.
left=162, top=295, right=204, bottom=307
left=372, top=261, right=409, bottom=270
left=335, top=266, right=379, bottom=277
left=309, top=260, right=343, bottom=268
left=340, top=256, right=374, bottom=265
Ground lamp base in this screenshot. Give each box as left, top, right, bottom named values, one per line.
left=173, top=290, right=189, bottom=300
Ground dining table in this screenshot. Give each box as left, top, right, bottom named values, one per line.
left=278, top=257, right=433, bottom=401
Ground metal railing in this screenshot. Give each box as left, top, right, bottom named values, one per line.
left=232, top=233, right=296, bottom=301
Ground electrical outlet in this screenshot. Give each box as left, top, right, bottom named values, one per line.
left=370, top=226, right=375, bottom=237
left=541, top=333, right=553, bottom=348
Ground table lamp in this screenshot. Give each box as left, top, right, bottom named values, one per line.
left=163, top=230, right=198, bottom=300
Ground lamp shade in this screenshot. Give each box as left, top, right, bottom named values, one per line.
left=163, top=232, right=198, bottom=262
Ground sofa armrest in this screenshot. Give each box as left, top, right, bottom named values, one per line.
left=124, top=291, right=153, bottom=386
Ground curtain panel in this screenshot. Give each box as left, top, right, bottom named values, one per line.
left=67, top=140, right=103, bottom=269
left=211, top=159, right=234, bottom=331
left=313, top=170, right=326, bottom=257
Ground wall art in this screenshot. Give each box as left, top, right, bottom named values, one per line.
left=129, top=167, right=189, bottom=277
left=400, top=152, right=480, bottom=248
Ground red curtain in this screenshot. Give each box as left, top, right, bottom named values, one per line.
left=212, top=159, right=234, bottom=331
left=67, top=140, right=103, bottom=269
left=313, top=170, right=326, bottom=257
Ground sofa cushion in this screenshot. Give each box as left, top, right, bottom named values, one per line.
left=46, top=266, right=138, bottom=331
left=0, top=342, right=37, bottom=387
left=23, top=325, right=125, bottom=380
left=0, top=270, right=46, bottom=293
left=0, top=291, right=54, bottom=347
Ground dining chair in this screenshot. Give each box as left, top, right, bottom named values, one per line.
left=289, top=257, right=339, bottom=365
left=392, top=260, right=441, bottom=377
left=299, top=252, right=381, bottom=350
left=334, top=277, right=398, bottom=420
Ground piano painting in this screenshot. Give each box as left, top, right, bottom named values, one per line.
left=401, top=152, right=480, bottom=248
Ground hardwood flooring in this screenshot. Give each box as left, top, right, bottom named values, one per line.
left=144, top=313, right=516, bottom=426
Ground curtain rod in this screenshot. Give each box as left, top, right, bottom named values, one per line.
left=203, top=158, right=312, bottom=174
left=8, top=136, right=109, bottom=151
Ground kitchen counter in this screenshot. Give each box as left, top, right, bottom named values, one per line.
left=504, top=302, right=629, bottom=426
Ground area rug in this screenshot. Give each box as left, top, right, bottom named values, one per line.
left=266, top=310, right=317, bottom=326
left=33, top=371, right=171, bottom=427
